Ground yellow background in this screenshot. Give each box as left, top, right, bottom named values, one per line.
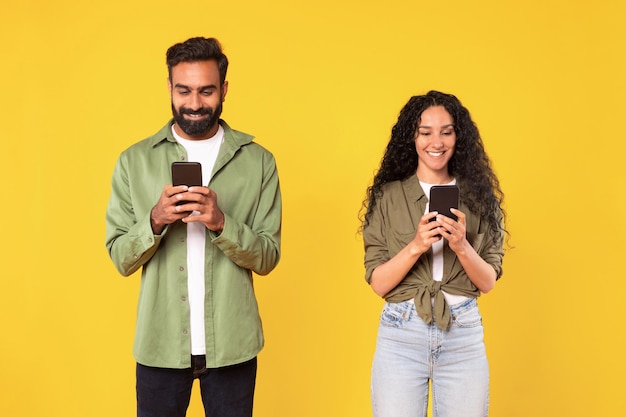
left=1, top=0, right=625, bottom=416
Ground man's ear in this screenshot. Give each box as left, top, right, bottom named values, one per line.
left=221, top=81, right=229, bottom=102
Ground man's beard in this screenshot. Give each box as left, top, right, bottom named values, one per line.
left=172, top=102, right=222, bottom=137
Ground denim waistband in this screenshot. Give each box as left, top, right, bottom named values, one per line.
left=392, top=297, right=476, bottom=314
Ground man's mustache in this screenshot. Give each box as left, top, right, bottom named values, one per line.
left=179, top=107, right=211, bottom=116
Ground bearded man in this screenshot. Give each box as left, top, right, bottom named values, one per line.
left=105, top=37, right=282, bottom=417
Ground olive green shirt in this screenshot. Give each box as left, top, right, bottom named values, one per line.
left=363, top=175, right=503, bottom=329
left=105, top=120, right=281, bottom=368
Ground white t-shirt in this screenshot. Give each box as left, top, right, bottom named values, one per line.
left=173, top=125, right=224, bottom=355
left=419, top=179, right=469, bottom=307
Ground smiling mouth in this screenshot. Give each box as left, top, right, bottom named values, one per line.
left=184, top=113, right=208, bottom=119
left=427, top=151, right=445, bottom=157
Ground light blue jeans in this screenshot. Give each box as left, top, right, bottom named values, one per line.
left=371, top=298, right=489, bottom=417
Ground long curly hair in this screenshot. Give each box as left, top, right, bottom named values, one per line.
left=362, top=91, right=506, bottom=241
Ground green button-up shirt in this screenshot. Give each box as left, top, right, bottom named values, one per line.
left=363, top=175, right=503, bottom=329
left=105, top=119, right=281, bottom=368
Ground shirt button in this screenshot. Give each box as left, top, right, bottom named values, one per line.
left=181, top=295, right=187, bottom=302
left=179, top=237, right=185, bottom=243
left=179, top=266, right=184, bottom=271
left=182, top=329, right=188, bottom=335
left=148, top=237, right=153, bottom=243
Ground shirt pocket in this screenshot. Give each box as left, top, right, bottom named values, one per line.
left=387, top=229, right=416, bottom=256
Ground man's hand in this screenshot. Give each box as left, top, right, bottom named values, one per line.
left=176, top=186, right=225, bottom=233
left=150, top=185, right=195, bottom=234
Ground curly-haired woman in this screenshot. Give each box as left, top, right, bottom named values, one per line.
left=362, top=91, right=507, bottom=417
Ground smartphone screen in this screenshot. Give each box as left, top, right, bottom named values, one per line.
left=429, top=185, right=459, bottom=221
left=171, top=162, right=202, bottom=187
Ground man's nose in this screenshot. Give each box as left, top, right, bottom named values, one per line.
left=189, top=93, right=202, bottom=110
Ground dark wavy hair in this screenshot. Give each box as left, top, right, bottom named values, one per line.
left=362, top=90, right=506, bottom=241
left=166, top=37, right=228, bottom=85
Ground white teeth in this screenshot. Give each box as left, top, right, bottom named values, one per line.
left=428, top=151, right=444, bottom=157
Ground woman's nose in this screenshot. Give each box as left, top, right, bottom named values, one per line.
left=432, top=137, right=444, bottom=148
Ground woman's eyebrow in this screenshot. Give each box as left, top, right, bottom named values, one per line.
left=418, top=123, right=455, bottom=129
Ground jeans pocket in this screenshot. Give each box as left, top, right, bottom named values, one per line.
left=450, top=301, right=482, bottom=328
left=379, top=302, right=410, bottom=329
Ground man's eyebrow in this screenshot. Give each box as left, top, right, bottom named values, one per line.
left=173, top=83, right=218, bottom=91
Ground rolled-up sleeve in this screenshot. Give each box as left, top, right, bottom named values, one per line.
left=363, top=198, right=390, bottom=284
left=210, top=151, right=281, bottom=276
left=105, top=153, right=164, bottom=277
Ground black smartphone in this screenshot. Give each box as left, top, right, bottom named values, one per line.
left=429, top=185, right=459, bottom=222
left=171, top=162, right=202, bottom=187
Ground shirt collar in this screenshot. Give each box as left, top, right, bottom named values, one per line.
left=148, top=119, right=255, bottom=150
left=402, top=174, right=427, bottom=202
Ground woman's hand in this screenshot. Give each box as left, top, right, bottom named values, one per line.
left=370, top=212, right=440, bottom=297
left=414, top=211, right=445, bottom=253
left=436, top=208, right=468, bottom=253
left=437, top=208, right=496, bottom=293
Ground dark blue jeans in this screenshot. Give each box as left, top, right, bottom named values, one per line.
left=136, top=356, right=257, bottom=417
